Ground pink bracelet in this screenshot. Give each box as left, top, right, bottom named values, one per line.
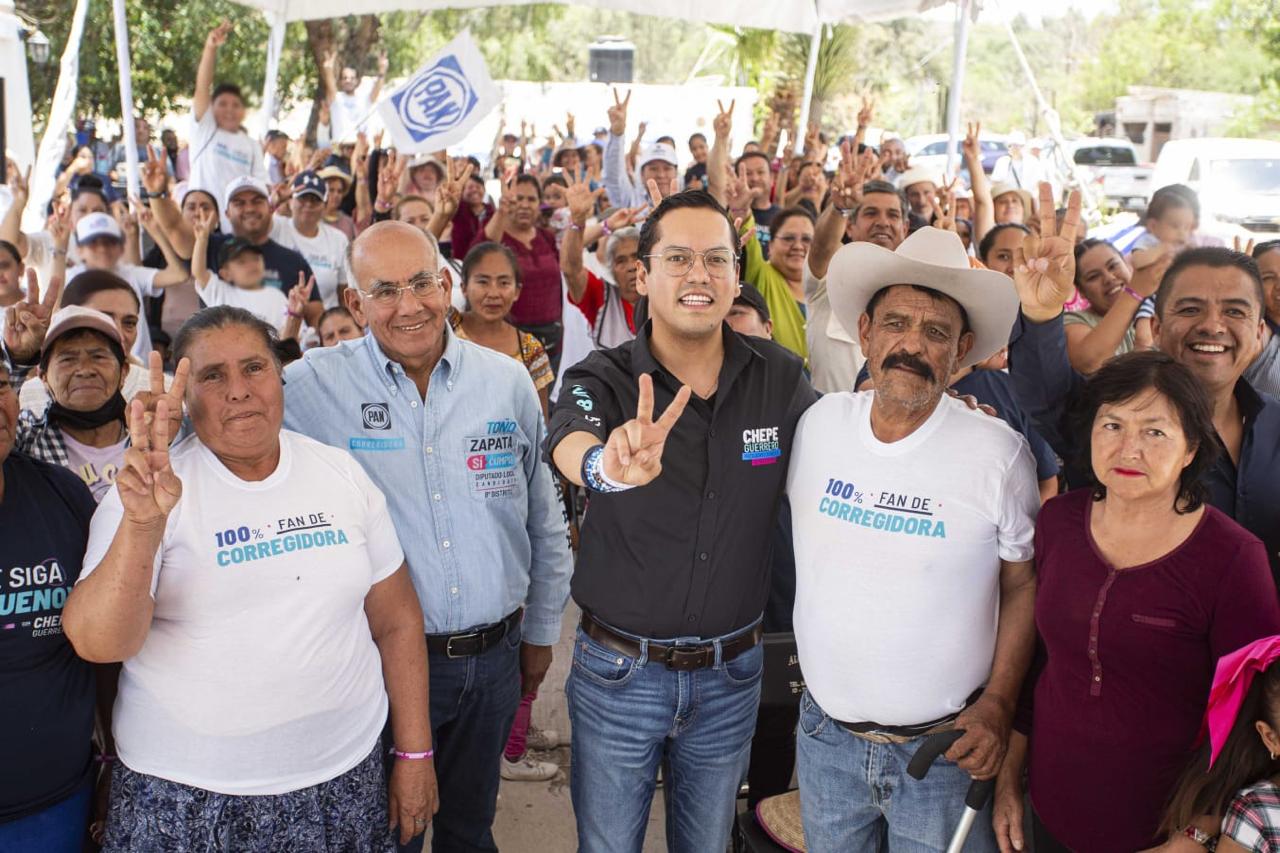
left=1122, top=286, right=1145, bottom=303
left=392, top=748, right=435, bottom=760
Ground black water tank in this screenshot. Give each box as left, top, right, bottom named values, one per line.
left=589, top=37, right=635, bottom=84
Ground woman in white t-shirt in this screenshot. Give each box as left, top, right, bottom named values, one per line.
left=62, top=305, right=437, bottom=852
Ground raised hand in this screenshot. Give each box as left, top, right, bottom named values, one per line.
left=377, top=54, right=389, bottom=77
left=1012, top=183, right=1081, bottom=323
left=603, top=205, right=643, bottom=233
left=857, top=94, right=875, bottom=130
left=723, top=165, right=752, bottom=214
left=829, top=140, right=864, bottom=211
left=307, top=146, right=332, bottom=173
left=376, top=150, right=404, bottom=205
left=601, top=374, right=693, bottom=487
left=565, top=111, right=576, bottom=139
left=287, top=272, right=317, bottom=318
left=3, top=269, right=61, bottom=362
left=206, top=19, right=232, bottom=51
left=962, top=121, right=981, bottom=162
left=644, top=177, right=663, bottom=210
left=141, top=146, right=168, bottom=195
left=1234, top=235, right=1256, bottom=256
left=352, top=132, right=371, bottom=179
left=804, top=121, right=822, bottom=156
left=930, top=178, right=958, bottom=233
left=565, top=172, right=600, bottom=225
left=191, top=208, right=216, bottom=241
left=117, top=396, right=183, bottom=526
left=70, top=148, right=94, bottom=177
left=712, top=99, right=735, bottom=140
left=8, top=165, right=30, bottom=205
left=608, top=88, right=631, bottom=137
left=497, top=167, right=519, bottom=215
left=132, top=351, right=188, bottom=448
left=48, top=204, right=72, bottom=251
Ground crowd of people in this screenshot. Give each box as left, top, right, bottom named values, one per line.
left=3, top=17, right=1280, bottom=853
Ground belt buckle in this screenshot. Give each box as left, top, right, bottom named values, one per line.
left=445, top=632, right=481, bottom=659
left=664, top=646, right=709, bottom=671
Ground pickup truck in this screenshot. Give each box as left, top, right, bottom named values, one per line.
left=1054, top=137, right=1153, bottom=212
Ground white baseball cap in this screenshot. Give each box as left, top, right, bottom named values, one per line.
left=222, top=175, right=271, bottom=211
left=637, top=143, right=679, bottom=172
left=75, top=212, right=123, bottom=245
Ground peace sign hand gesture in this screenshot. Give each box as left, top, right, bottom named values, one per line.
left=118, top=395, right=183, bottom=527
left=141, top=146, right=168, bottom=196
left=608, top=88, right=631, bottom=137
left=1012, top=184, right=1082, bottom=323
left=131, top=351, right=189, bottom=452
left=713, top=99, right=735, bottom=140
left=287, top=273, right=317, bottom=319
left=602, top=374, right=693, bottom=487
left=962, top=121, right=981, bottom=163
left=4, top=269, right=61, bottom=363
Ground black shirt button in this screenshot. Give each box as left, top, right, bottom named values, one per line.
left=699, top=552, right=709, bottom=561
left=709, top=429, right=717, bottom=437
left=707, top=491, right=717, bottom=500
left=687, top=615, right=697, bottom=623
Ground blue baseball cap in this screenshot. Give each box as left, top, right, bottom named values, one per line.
left=292, top=170, right=328, bottom=202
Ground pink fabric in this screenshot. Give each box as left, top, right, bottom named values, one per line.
left=503, top=690, right=537, bottom=761
left=1206, top=635, right=1280, bottom=767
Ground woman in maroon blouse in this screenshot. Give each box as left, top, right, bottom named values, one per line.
left=484, top=172, right=564, bottom=368
left=993, top=351, right=1280, bottom=853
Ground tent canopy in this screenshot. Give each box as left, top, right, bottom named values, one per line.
left=228, top=0, right=943, bottom=33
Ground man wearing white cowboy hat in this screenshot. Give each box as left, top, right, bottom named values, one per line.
left=786, top=226, right=1040, bottom=851
left=896, top=164, right=942, bottom=221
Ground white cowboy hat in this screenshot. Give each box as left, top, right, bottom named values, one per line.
left=897, top=165, right=941, bottom=191
left=990, top=182, right=1035, bottom=219
left=827, top=226, right=1019, bottom=370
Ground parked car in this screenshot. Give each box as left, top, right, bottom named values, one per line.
left=904, top=133, right=1008, bottom=180
left=1062, top=138, right=1153, bottom=212
left=1148, top=138, right=1280, bottom=241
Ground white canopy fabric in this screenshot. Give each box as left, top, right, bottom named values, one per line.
left=227, top=0, right=942, bottom=32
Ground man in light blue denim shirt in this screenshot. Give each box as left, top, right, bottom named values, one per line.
left=281, top=222, right=572, bottom=853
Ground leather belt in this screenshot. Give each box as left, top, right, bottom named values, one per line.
left=580, top=611, right=763, bottom=672
left=836, top=687, right=983, bottom=744
left=427, top=609, right=523, bottom=658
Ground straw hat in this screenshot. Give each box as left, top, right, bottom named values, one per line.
left=755, top=791, right=807, bottom=852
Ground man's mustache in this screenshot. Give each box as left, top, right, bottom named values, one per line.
left=882, top=351, right=935, bottom=382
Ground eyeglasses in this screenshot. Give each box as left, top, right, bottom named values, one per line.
left=360, top=273, right=443, bottom=306
left=644, top=247, right=737, bottom=279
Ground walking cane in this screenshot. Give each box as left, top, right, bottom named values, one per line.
left=907, top=729, right=996, bottom=853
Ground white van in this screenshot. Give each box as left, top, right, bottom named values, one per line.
left=1149, top=138, right=1280, bottom=242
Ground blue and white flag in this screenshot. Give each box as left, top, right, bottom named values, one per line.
left=377, top=30, right=499, bottom=153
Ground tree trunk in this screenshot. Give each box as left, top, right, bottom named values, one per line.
left=303, top=19, right=336, bottom=146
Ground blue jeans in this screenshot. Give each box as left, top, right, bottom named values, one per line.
left=796, top=690, right=997, bottom=853
left=0, top=779, right=91, bottom=853
left=396, top=620, right=522, bottom=853
left=566, top=621, right=764, bottom=853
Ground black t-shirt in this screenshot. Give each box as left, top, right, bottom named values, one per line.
left=752, top=204, right=781, bottom=259
left=684, top=162, right=708, bottom=190
left=206, top=234, right=321, bottom=303
left=0, top=451, right=97, bottom=822
left=547, top=323, right=818, bottom=638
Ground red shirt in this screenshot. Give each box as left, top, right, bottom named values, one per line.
left=450, top=202, right=493, bottom=262
left=569, top=272, right=636, bottom=332
left=502, top=228, right=562, bottom=327
left=1021, top=489, right=1280, bottom=852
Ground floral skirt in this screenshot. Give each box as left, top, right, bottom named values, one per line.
left=102, top=743, right=395, bottom=852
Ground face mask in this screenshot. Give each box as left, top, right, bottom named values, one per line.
left=46, top=390, right=127, bottom=431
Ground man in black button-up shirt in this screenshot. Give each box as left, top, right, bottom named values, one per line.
left=1008, top=194, right=1280, bottom=580
left=547, top=190, right=816, bottom=853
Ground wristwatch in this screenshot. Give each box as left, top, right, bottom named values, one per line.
left=1183, top=825, right=1218, bottom=851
